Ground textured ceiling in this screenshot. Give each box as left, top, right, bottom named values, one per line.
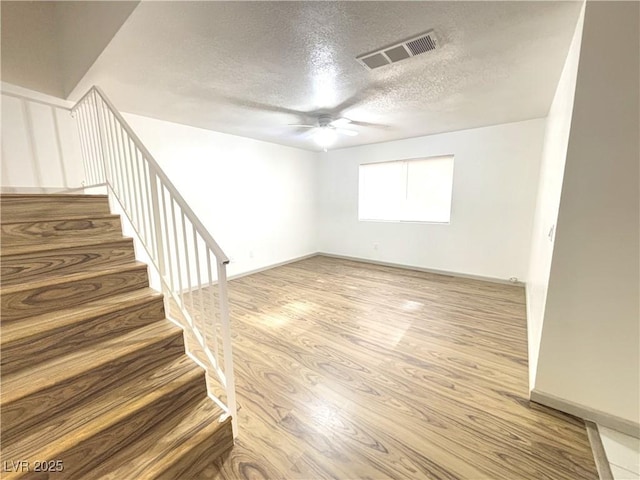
left=70, top=1, right=583, bottom=151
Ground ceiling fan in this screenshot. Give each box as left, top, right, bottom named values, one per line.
left=289, top=115, right=359, bottom=151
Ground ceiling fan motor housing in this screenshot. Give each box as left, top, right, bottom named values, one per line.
left=318, top=115, right=334, bottom=128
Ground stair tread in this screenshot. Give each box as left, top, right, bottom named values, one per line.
left=1, top=234, right=131, bottom=257
left=1, top=355, right=203, bottom=463
left=91, top=398, right=226, bottom=479
left=1, top=320, right=183, bottom=406
left=1, top=287, right=163, bottom=347
left=0, top=260, right=147, bottom=295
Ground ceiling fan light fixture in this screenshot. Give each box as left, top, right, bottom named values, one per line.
left=313, top=127, right=338, bottom=150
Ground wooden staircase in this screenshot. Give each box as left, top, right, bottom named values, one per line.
left=0, top=193, right=233, bottom=479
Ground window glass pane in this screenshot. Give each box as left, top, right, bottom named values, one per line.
left=359, top=161, right=404, bottom=220
left=404, top=156, right=454, bottom=222
left=358, top=155, right=454, bottom=223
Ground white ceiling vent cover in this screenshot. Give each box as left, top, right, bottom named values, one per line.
left=357, top=30, right=439, bottom=70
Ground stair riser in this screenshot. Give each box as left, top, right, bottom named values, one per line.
left=1, top=297, right=166, bottom=377
left=92, top=398, right=228, bottom=479
left=66, top=375, right=207, bottom=480
left=1, top=196, right=111, bottom=223
left=1, top=331, right=186, bottom=445
left=1, top=217, right=123, bottom=249
left=1, top=267, right=149, bottom=322
left=22, top=376, right=206, bottom=480
left=155, top=417, right=234, bottom=480
left=1, top=357, right=199, bottom=462
left=1, top=240, right=136, bottom=286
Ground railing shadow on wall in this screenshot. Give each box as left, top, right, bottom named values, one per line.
left=1, top=91, right=83, bottom=191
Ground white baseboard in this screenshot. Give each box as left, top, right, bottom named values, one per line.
left=178, top=253, right=319, bottom=293
left=585, top=421, right=614, bottom=480
left=524, top=284, right=536, bottom=392
left=178, top=251, right=526, bottom=301
left=227, top=253, right=318, bottom=281
left=317, top=252, right=525, bottom=286
left=0, top=185, right=87, bottom=194
left=530, top=389, right=640, bottom=438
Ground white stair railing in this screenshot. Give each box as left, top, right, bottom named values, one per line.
left=72, top=87, right=237, bottom=436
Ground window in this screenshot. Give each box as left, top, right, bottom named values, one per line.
left=358, top=155, right=454, bottom=223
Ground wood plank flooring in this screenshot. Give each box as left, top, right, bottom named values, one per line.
left=195, top=255, right=598, bottom=480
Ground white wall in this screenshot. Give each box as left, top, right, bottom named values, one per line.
left=525, top=3, right=585, bottom=389
left=122, top=113, right=318, bottom=278
left=317, top=119, right=545, bottom=281
left=535, top=1, right=640, bottom=429
left=1, top=83, right=85, bottom=189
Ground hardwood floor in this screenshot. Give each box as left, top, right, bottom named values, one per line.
left=199, top=255, right=598, bottom=479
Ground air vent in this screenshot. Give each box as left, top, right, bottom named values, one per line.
left=361, top=53, right=389, bottom=69
left=406, top=34, right=437, bottom=55
left=357, top=30, right=439, bottom=70
left=384, top=45, right=411, bottom=62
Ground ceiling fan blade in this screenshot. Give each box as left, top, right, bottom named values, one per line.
left=329, top=118, right=352, bottom=127
left=329, top=83, right=384, bottom=116
left=336, top=128, right=358, bottom=137
left=347, top=119, right=390, bottom=129
left=288, top=124, right=316, bottom=128
left=225, top=96, right=308, bottom=117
